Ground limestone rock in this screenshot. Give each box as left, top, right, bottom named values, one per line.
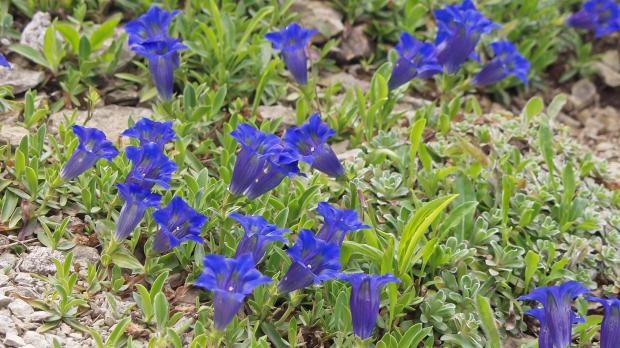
left=570, top=79, right=597, bottom=110
left=19, top=246, right=64, bottom=275
left=291, top=1, right=344, bottom=43
left=257, top=105, right=295, bottom=126
left=20, top=12, right=53, bottom=51
left=0, top=125, right=29, bottom=146
left=8, top=299, right=34, bottom=319
left=48, top=105, right=154, bottom=143
left=333, top=25, right=371, bottom=62
left=0, top=67, right=45, bottom=94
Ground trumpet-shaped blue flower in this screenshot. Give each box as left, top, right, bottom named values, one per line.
left=151, top=196, right=208, bottom=253
left=338, top=273, right=400, bottom=339
left=0, top=54, right=11, bottom=69
left=131, top=38, right=188, bottom=100
left=230, top=213, right=288, bottom=264
left=195, top=254, right=272, bottom=330
left=283, top=113, right=344, bottom=177
left=316, top=202, right=370, bottom=246
left=115, top=183, right=161, bottom=239
left=265, top=23, right=318, bottom=85
left=229, top=124, right=301, bottom=200
left=278, top=229, right=341, bottom=293
left=388, top=33, right=442, bottom=90
left=122, top=118, right=178, bottom=147
left=125, top=143, right=178, bottom=190
left=60, top=125, right=119, bottom=180
left=567, top=0, right=620, bottom=38
left=472, top=41, right=530, bottom=86
left=587, top=296, right=620, bottom=348
left=519, top=281, right=589, bottom=348
left=434, top=0, right=500, bottom=73
left=125, top=5, right=180, bottom=46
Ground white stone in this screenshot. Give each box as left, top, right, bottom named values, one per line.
left=8, top=299, right=34, bottom=319
left=19, top=246, right=64, bottom=275
left=291, top=1, right=343, bottom=43
left=24, top=331, right=48, bottom=347
left=0, top=125, right=29, bottom=146
left=48, top=105, right=154, bottom=144
left=4, top=332, right=26, bottom=347
left=20, top=12, right=54, bottom=51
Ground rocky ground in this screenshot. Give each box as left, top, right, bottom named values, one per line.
left=0, top=2, right=619, bottom=347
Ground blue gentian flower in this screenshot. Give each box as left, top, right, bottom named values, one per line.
left=265, top=23, right=318, bottom=85
left=434, top=0, right=500, bottom=73
left=315, top=202, right=370, bottom=246
left=115, top=183, right=161, bottom=239
left=125, top=143, right=178, bottom=190
left=278, top=229, right=341, bottom=293
left=587, top=296, right=620, bottom=348
left=519, top=281, right=589, bottom=348
left=388, top=33, right=442, bottom=90
left=0, top=54, right=11, bottom=69
left=131, top=38, right=188, bottom=100
left=122, top=118, right=178, bottom=147
left=567, top=0, right=620, bottom=38
left=230, top=213, right=288, bottom=264
left=229, top=124, right=301, bottom=200
left=151, top=196, right=208, bottom=253
left=194, top=254, right=272, bottom=330
left=283, top=113, right=344, bottom=177
left=125, top=5, right=180, bottom=46
left=338, top=273, right=400, bottom=339
left=60, top=125, right=119, bottom=181
left=472, top=41, right=530, bottom=86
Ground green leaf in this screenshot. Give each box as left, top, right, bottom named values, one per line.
left=10, top=44, right=49, bottom=69
left=397, top=194, right=458, bottom=276
left=398, top=323, right=433, bottom=348
left=523, top=96, right=544, bottom=122
left=111, top=249, right=144, bottom=271
left=476, top=295, right=501, bottom=348
left=55, top=23, right=80, bottom=54
left=154, top=292, right=169, bottom=330
left=538, top=120, right=555, bottom=177
left=79, top=36, right=92, bottom=62
left=90, top=14, right=122, bottom=51
left=547, top=94, right=567, bottom=119
left=24, top=166, right=38, bottom=195
left=524, top=250, right=540, bottom=292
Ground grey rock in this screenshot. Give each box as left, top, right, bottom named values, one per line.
left=570, top=79, right=597, bottom=110
left=20, top=12, right=53, bottom=51
left=14, top=273, right=33, bottom=286
left=0, top=253, right=18, bottom=269
left=0, top=67, right=45, bottom=94
left=4, top=332, right=26, bottom=347
left=48, top=105, right=154, bottom=143
left=337, top=148, right=362, bottom=162
left=23, top=331, right=47, bottom=347
left=595, top=51, right=620, bottom=87
left=8, top=299, right=33, bottom=319
left=320, top=72, right=370, bottom=92
left=0, top=295, right=11, bottom=308
left=19, top=246, right=64, bottom=275
left=72, top=245, right=99, bottom=268
left=0, top=314, right=16, bottom=335
left=257, top=105, right=295, bottom=126
left=291, top=1, right=343, bottom=43
left=333, top=25, right=371, bottom=62
left=29, top=311, right=50, bottom=322
left=0, top=273, right=9, bottom=287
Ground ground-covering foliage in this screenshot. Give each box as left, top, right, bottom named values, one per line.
left=0, top=0, right=619, bottom=347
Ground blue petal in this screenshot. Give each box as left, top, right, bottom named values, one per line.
left=60, top=125, right=119, bottom=180
left=338, top=273, right=400, bottom=339
left=125, top=5, right=181, bottom=46
left=125, top=143, right=178, bottom=190
left=122, top=118, right=178, bottom=147
left=0, top=54, right=11, bottom=69
left=315, top=202, right=370, bottom=245
left=151, top=196, right=207, bottom=253
left=114, top=183, right=161, bottom=239
left=278, top=229, right=341, bottom=293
